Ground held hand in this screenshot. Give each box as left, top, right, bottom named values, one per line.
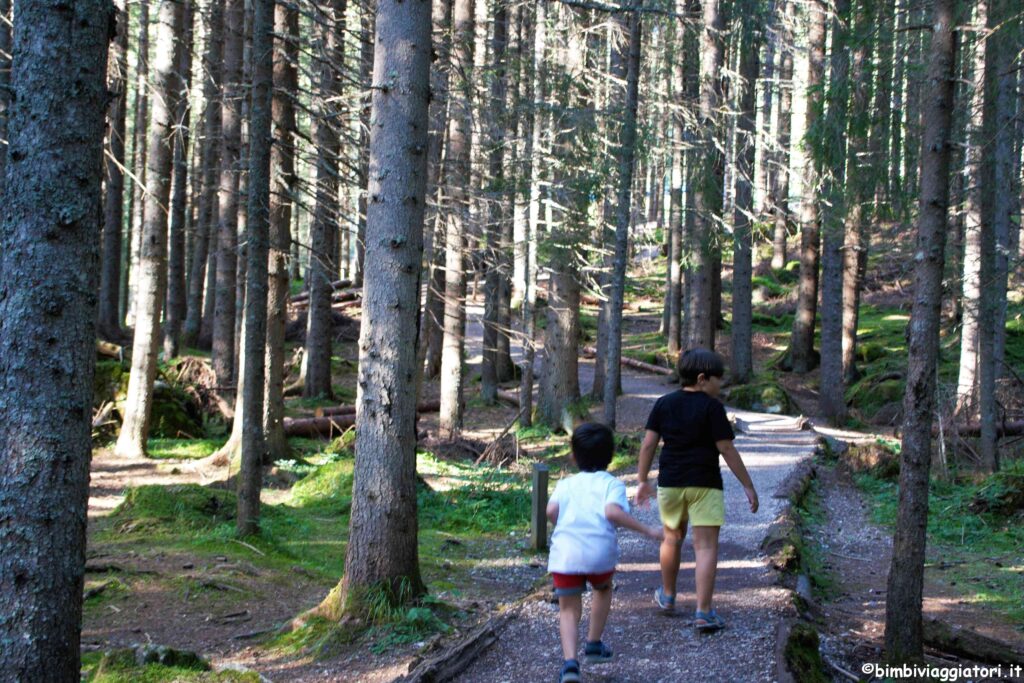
left=635, top=480, right=655, bottom=509
left=745, top=486, right=759, bottom=514
left=646, top=525, right=665, bottom=542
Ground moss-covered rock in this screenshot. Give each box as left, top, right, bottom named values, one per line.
left=727, top=381, right=792, bottom=415
left=842, top=443, right=900, bottom=480
left=783, top=622, right=828, bottom=683
left=149, top=382, right=205, bottom=438
left=94, top=360, right=129, bottom=408
left=847, top=375, right=904, bottom=424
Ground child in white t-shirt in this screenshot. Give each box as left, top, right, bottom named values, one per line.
left=546, top=422, right=663, bottom=683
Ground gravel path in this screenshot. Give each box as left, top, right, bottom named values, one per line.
left=457, top=302, right=819, bottom=682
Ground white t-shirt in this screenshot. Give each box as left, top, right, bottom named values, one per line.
left=547, top=471, right=630, bottom=574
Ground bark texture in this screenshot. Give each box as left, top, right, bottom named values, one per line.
left=0, top=1, right=112, bottom=679
left=115, top=0, right=185, bottom=459
left=884, top=0, right=956, bottom=662
left=331, top=0, right=430, bottom=614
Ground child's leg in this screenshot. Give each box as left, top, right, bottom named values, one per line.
left=558, top=595, right=583, bottom=660
left=586, top=583, right=613, bottom=642
left=691, top=525, right=720, bottom=613
left=660, top=524, right=685, bottom=595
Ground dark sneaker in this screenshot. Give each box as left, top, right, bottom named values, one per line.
left=559, top=659, right=581, bottom=683
left=583, top=640, right=614, bottom=665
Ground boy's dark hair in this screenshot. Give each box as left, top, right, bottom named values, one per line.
left=570, top=422, right=615, bottom=472
left=677, top=348, right=726, bottom=387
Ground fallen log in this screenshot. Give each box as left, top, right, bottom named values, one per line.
left=495, top=389, right=519, bottom=406
left=96, top=340, right=124, bottom=360
left=284, top=402, right=442, bottom=437
left=934, top=419, right=1024, bottom=438
left=922, top=617, right=1024, bottom=666
left=290, top=289, right=360, bottom=309
left=314, top=400, right=440, bottom=418
left=288, top=279, right=353, bottom=304
left=580, top=345, right=674, bottom=376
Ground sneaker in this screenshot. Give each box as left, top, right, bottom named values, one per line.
left=654, top=586, right=675, bottom=612
left=694, top=609, right=725, bottom=632
left=559, top=659, right=581, bottom=683
left=583, top=640, right=614, bottom=665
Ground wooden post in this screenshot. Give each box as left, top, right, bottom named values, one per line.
left=531, top=462, right=549, bottom=551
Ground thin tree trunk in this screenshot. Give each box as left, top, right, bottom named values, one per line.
left=666, top=5, right=685, bottom=356
left=956, top=1, right=987, bottom=417
left=438, top=0, right=474, bottom=439
left=842, top=0, right=874, bottom=384
left=884, top=0, right=956, bottom=662
left=789, top=0, right=826, bottom=373
left=0, top=0, right=10, bottom=186
left=602, top=6, right=643, bottom=428
left=686, top=0, right=725, bottom=351
left=481, top=1, right=510, bottom=403
left=213, top=0, right=245, bottom=387
left=237, top=0, right=274, bottom=536
left=115, top=0, right=184, bottom=459
left=99, top=0, right=130, bottom=339
left=731, top=3, right=759, bottom=385
left=0, top=1, right=111, bottom=677
left=769, top=0, right=794, bottom=269
left=304, top=0, right=344, bottom=400
left=184, top=0, right=224, bottom=349
left=819, top=0, right=852, bottom=421
left=164, top=0, right=194, bottom=358
left=354, top=2, right=374, bottom=288
left=323, top=0, right=430, bottom=616
left=127, top=0, right=151, bottom=328
left=872, top=0, right=894, bottom=217
left=264, top=0, right=300, bottom=461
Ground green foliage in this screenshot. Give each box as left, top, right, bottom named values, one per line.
left=369, top=605, right=451, bottom=654
left=112, top=485, right=238, bottom=532
left=147, top=438, right=226, bottom=460
left=751, top=275, right=790, bottom=299
left=290, top=458, right=354, bottom=514
left=795, top=483, right=836, bottom=598
left=419, top=478, right=529, bottom=535
left=855, top=460, right=1024, bottom=623
left=516, top=422, right=556, bottom=443
left=727, top=381, right=791, bottom=414
left=83, top=646, right=258, bottom=683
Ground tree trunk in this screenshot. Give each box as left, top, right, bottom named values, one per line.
left=184, top=0, right=224, bottom=349
left=789, top=0, right=826, bottom=373
left=264, top=0, right=300, bottom=461
left=819, top=0, right=852, bottom=421
left=237, top=0, right=274, bottom=536
left=666, top=0, right=685, bottom=357
left=955, top=1, right=987, bottom=418
left=977, top=0, right=1015, bottom=472
left=438, top=0, right=474, bottom=439
left=730, top=3, right=759, bottom=385
left=212, top=0, right=244, bottom=387
left=354, top=3, right=374, bottom=287
left=304, top=0, right=344, bottom=401
left=686, top=0, right=725, bottom=351
left=769, top=0, right=794, bottom=269
left=0, top=1, right=111, bottom=677
left=481, top=2, right=509, bottom=404
left=0, top=0, right=10, bottom=186
left=884, top=0, right=956, bottom=662
left=99, top=0, right=129, bottom=339
left=326, top=0, right=430, bottom=616
left=115, top=0, right=184, bottom=459
left=163, top=0, right=194, bottom=359
left=126, top=0, right=151, bottom=328
left=872, top=0, right=894, bottom=217
left=601, top=8, right=643, bottom=428
left=842, top=0, right=875, bottom=384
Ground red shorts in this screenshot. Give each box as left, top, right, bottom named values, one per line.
left=551, top=571, right=615, bottom=596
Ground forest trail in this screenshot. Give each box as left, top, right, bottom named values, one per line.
left=457, top=304, right=819, bottom=682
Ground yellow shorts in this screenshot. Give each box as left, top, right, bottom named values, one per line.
left=657, top=486, right=725, bottom=528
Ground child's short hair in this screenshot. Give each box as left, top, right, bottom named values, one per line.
left=677, top=348, right=726, bottom=387
left=570, top=422, right=615, bottom=472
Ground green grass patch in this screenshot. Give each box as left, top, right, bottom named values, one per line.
left=854, top=460, right=1024, bottom=624
left=796, top=479, right=837, bottom=598
left=147, top=438, right=226, bottom=460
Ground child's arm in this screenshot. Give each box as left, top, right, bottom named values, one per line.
left=605, top=503, right=663, bottom=540
left=717, top=440, right=759, bottom=513
left=635, top=429, right=660, bottom=507
left=546, top=501, right=559, bottom=525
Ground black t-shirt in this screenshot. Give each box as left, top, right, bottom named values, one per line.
left=644, top=390, right=735, bottom=489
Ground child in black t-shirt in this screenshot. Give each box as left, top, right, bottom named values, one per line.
left=635, top=348, right=759, bottom=632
